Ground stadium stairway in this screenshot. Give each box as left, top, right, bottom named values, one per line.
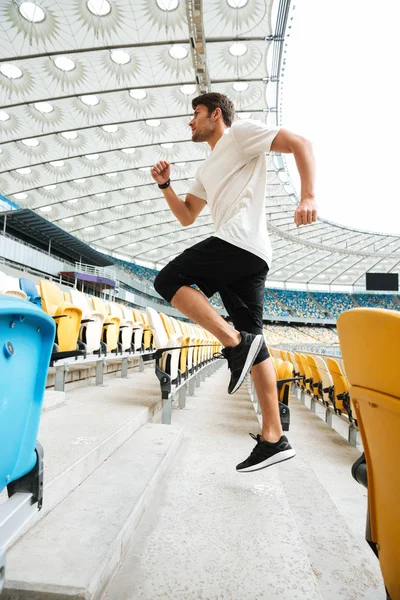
left=2, top=363, right=385, bottom=599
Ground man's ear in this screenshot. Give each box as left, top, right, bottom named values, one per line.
left=214, top=107, right=222, bottom=121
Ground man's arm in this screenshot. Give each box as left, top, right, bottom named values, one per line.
left=151, top=160, right=206, bottom=226
left=271, top=128, right=317, bottom=227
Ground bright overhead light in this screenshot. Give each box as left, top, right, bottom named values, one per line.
left=0, top=110, right=10, bottom=121
left=180, top=84, right=197, bottom=95
left=80, top=95, right=99, bottom=106
left=156, top=0, right=179, bottom=10
left=0, top=64, right=22, bottom=79
left=19, top=2, right=45, bottom=22
left=40, top=205, right=53, bottom=212
left=229, top=42, right=248, bottom=57
left=105, top=172, right=118, bottom=177
left=67, top=198, right=78, bottom=203
left=237, top=112, right=252, bottom=119
left=146, top=119, right=161, bottom=127
left=22, top=138, right=39, bottom=147
left=63, top=217, right=74, bottom=223
left=16, top=167, right=32, bottom=174
left=60, top=130, right=78, bottom=140
left=102, top=124, right=119, bottom=133
left=13, top=192, right=28, bottom=200
left=233, top=81, right=249, bottom=92
left=169, top=45, right=188, bottom=60
left=84, top=226, right=95, bottom=231
left=85, top=153, right=100, bottom=160
left=160, top=143, right=174, bottom=149
left=110, top=49, right=130, bottom=65
left=121, top=147, right=136, bottom=154
left=49, top=160, right=65, bottom=167
left=33, top=101, right=54, bottom=114
left=43, top=184, right=57, bottom=190
left=74, top=178, right=87, bottom=183
left=129, top=89, right=147, bottom=100
left=54, top=56, right=75, bottom=72
left=227, top=0, right=248, bottom=7
left=87, top=0, right=111, bottom=16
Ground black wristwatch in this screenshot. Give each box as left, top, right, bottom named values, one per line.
left=158, top=179, right=171, bottom=189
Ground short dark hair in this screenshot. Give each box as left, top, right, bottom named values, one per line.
left=192, top=92, right=235, bottom=127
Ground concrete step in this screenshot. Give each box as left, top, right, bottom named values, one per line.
left=3, top=423, right=183, bottom=600
left=11, top=366, right=162, bottom=541
left=105, top=366, right=323, bottom=600
left=105, top=366, right=385, bottom=600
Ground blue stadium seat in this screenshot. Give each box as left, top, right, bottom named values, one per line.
left=0, top=297, right=55, bottom=592
left=19, top=277, right=42, bottom=308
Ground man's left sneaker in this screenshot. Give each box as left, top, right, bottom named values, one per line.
left=219, top=331, right=264, bottom=394
left=236, top=433, right=296, bottom=472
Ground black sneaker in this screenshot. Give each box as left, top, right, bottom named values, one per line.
left=215, top=331, right=264, bottom=394
left=236, top=433, right=296, bottom=472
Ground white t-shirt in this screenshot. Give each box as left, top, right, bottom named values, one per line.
left=189, top=119, right=280, bottom=268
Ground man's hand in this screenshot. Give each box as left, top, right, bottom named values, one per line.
left=294, top=198, right=317, bottom=227
left=151, top=160, right=170, bottom=185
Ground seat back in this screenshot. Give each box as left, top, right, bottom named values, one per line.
left=325, top=356, right=350, bottom=412
left=146, top=307, right=169, bottom=349
left=19, top=277, right=42, bottom=308
left=313, top=355, right=334, bottom=405
left=69, top=289, right=91, bottom=319
left=0, top=298, right=55, bottom=490
left=39, top=279, right=65, bottom=316
left=337, top=308, right=400, bottom=599
left=0, top=271, right=27, bottom=299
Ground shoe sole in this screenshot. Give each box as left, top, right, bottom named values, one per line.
left=236, top=448, right=296, bottom=473
left=229, top=334, right=264, bottom=395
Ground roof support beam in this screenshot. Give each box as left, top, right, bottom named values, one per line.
left=186, top=0, right=210, bottom=95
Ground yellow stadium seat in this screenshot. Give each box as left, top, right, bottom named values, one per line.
left=133, top=309, right=152, bottom=350
left=337, top=308, right=400, bottom=600
left=40, top=280, right=82, bottom=352
left=325, top=357, right=353, bottom=420
left=91, top=296, right=120, bottom=352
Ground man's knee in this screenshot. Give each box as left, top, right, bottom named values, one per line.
left=153, top=268, right=170, bottom=301
left=154, top=264, right=185, bottom=303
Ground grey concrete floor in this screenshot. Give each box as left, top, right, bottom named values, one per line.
left=105, top=365, right=385, bottom=600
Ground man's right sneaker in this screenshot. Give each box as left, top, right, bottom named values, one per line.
left=236, top=433, right=296, bottom=472
left=216, top=331, right=264, bottom=394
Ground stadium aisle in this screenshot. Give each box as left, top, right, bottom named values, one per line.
left=105, top=366, right=385, bottom=600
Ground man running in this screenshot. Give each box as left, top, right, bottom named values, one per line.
left=151, top=93, right=316, bottom=472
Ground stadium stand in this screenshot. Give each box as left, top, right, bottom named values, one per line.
left=311, top=292, right=358, bottom=318
left=353, top=293, right=399, bottom=310
left=264, top=289, right=290, bottom=317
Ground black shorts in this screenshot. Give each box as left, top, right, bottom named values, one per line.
left=154, top=236, right=270, bottom=365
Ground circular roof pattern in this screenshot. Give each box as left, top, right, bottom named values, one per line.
left=0, top=0, right=399, bottom=288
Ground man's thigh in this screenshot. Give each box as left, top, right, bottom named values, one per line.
left=219, top=265, right=268, bottom=335
left=156, top=237, right=265, bottom=300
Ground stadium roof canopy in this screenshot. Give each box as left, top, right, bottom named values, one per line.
left=1, top=0, right=399, bottom=288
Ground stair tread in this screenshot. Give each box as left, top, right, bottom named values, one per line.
left=4, top=423, right=183, bottom=599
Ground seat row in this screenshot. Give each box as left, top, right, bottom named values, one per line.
left=269, top=347, right=354, bottom=432
left=0, top=270, right=154, bottom=358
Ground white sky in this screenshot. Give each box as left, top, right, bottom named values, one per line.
left=282, top=0, right=400, bottom=236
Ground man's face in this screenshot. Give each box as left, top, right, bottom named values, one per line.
left=189, top=104, right=215, bottom=142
